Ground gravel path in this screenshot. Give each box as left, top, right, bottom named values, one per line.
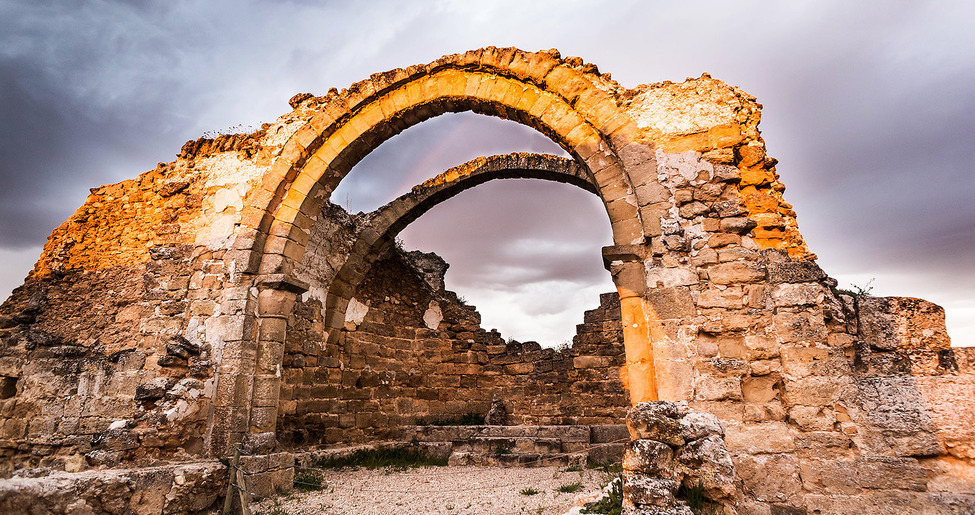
left=253, top=465, right=615, bottom=515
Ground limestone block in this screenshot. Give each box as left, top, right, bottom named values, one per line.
left=744, top=334, right=779, bottom=360
left=622, top=474, right=680, bottom=507
left=646, top=267, right=699, bottom=288
left=917, top=376, right=975, bottom=459
left=788, top=406, right=835, bottom=431
left=782, top=376, right=848, bottom=406
left=623, top=439, right=676, bottom=477
left=707, top=233, right=740, bottom=248
left=695, top=376, right=742, bottom=402
left=797, top=458, right=861, bottom=495
left=713, top=199, right=747, bottom=218
left=719, top=217, right=757, bottom=234
left=771, top=283, right=824, bottom=307
left=698, top=287, right=745, bottom=309
left=849, top=376, right=943, bottom=457
left=732, top=454, right=802, bottom=503
left=725, top=422, right=795, bottom=454
left=771, top=309, right=827, bottom=344
left=676, top=435, right=738, bottom=502
left=646, top=287, right=696, bottom=320
left=707, top=262, right=765, bottom=285
left=857, top=296, right=950, bottom=351
left=678, top=201, right=709, bottom=219
left=574, top=356, right=611, bottom=368
left=742, top=375, right=780, bottom=404
left=856, top=456, right=927, bottom=491
left=679, top=411, right=725, bottom=441
left=779, top=347, right=839, bottom=378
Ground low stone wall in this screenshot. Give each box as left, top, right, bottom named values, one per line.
left=0, top=460, right=226, bottom=514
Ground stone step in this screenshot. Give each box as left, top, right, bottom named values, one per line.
left=447, top=451, right=587, bottom=468
left=591, top=424, right=629, bottom=443
left=403, top=425, right=628, bottom=467
left=451, top=436, right=564, bottom=455
left=408, top=424, right=592, bottom=443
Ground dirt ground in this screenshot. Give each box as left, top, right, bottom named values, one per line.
left=251, top=465, right=616, bottom=515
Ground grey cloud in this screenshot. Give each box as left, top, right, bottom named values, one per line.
left=1, top=0, right=972, bottom=343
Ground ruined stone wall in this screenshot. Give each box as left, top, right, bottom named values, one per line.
left=277, top=248, right=630, bottom=448
left=626, top=74, right=809, bottom=259
left=0, top=47, right=972, bottom=512
left=0, top=244, right=231, bottom=476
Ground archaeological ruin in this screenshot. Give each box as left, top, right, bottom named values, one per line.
left=0, top=47, right=972, bottom=514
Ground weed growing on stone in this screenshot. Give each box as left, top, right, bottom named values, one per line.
left=519, top=487, right=540, bottom=496
left=493, top=445, right=513, bottom=457
left=678, top=481, right=719, bottom=514
left=313, top=446, right=447, bottom=470
left=587, top=460, right=622, bottom=473
left=556, top=481, right=583, bottom=493
left=582, top=476, right=622, bottom=515
left=832, top=278, right=875, bottom=298
left=564, top=465, right=583, bottom=472
left=417, top=412, right=484, bottom=426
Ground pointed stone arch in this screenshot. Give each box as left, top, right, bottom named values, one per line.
left=231, top=49, right=667, bottom=451
left=321, top=153, right=598, bottom=344
left=244, top=48, right=656, bottom=281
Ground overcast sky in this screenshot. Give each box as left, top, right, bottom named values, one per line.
left=1, top=0, right=972, bottom=346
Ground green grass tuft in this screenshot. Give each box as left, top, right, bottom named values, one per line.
left=519, top=487, right=541, bottom=496
left=556, top=481, right=583, bottom=493
left=293, top=468, right=324, bottom=491
left=313, top=446, right=447, bottom=470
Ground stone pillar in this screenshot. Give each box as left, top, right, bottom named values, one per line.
left=207, top=285, right=258, bottom=458
left=231, top=274, right=307, bottom=498
left=246, top=274, right=307, bottom=451
left=604, top=245, right=658, bottom=404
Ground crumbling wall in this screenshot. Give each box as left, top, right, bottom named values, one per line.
left=277, top=246, right=630, bottom=448
left=0, top=246, right=223, bottom=476
left=0, top=99, right=325, bottom=475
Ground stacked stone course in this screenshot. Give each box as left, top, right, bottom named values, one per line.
left=277, top=246, right=629, bottom=447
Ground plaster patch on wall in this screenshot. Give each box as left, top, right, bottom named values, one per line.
left=345, top=297, right=368, bottom=326
left=423, top=300, right=443, bottom=330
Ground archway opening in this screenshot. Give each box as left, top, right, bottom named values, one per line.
left=330, top=112, right=613, bottom=346
left=278, top=162, right=629, bottom=450
left=398, top=178, right=613, bottom=347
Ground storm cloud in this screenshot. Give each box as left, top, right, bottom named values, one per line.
left=1, top=0, right=972, bottom=345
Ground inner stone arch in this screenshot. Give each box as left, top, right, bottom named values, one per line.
left=310, top=153, right=600, bottom=347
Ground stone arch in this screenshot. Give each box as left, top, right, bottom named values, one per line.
left=322, top=152, right=598, bottom=342
left=246, top=48, right=653, bottom=281
left=238, top=48, right=664, bottom=450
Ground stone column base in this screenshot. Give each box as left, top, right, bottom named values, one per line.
left=238, top=452, right=295, bottom=499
